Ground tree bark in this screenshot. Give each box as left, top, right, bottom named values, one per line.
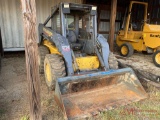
left=108, top=0, right=117, bottom=52
left=20, top=0, right=42, bottom=120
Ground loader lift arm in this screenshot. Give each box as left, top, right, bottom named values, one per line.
left=39, top=24, right=74, bottom=75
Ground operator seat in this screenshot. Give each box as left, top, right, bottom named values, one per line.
left=67, top=30, right=82, bottom=50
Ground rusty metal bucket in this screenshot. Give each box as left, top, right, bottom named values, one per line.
left=54, top=68, right=148, bottom=120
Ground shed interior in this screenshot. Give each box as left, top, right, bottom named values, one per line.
left=85, top=0, right=160, bottom=39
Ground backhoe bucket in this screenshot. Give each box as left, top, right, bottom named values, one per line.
left=54, top=68, right=148, bottom=120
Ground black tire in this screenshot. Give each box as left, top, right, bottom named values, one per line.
left=38, top=45, right=49, bottom=74
left=120, top=43, right=134, bottom=57
left=152, top=50, right=160, bottom=67
left=108, top=52, right=118, bottom=69
left=44, top=54, right=66, bottom=90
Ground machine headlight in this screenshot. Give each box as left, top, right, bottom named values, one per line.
left=64, top=3, right=69, bottom=8
left=92, top=6, right=97, bottom=11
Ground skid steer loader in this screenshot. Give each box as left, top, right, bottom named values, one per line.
left=116, top=1, right=160, bottom=67
left=38, top=2, right=147, bottom=120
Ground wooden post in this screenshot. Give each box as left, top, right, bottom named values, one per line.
left=20, top=0, right=42, bottom=120
left=108, top=0, right=117, bottom=52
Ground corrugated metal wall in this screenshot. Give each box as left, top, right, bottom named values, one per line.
left=0, top=0, right=82, bottom=51
left=36, top=0, right=55, bottom=26
left=0, top=0, right=24, bottom=50
left=99, top=10, right=121, bottom=39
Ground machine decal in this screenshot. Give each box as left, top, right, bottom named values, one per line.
left=62, top=46, right=70, bottom=52
left=150, top=34, right=160, bottom=38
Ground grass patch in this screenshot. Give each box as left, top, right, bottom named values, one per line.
left=100, top=90, right=160, bottom=120
left=20, top=115, right=29, bottom=120
left=0, top=109, right=6, bottom=115
left=0, top=108, right=6, bottom=120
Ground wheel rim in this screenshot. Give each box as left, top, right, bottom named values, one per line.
left=155, top=53, right=160, bottom=64
left=45, top=63, right=52, bottom=82
left=121, top=46, right=128, bottom=55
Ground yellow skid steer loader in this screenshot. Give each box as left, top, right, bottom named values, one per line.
left=38, top=2, right=147, bottom=119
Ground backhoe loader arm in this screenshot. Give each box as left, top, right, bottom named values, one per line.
left=39, top=24, right=74, bottom=75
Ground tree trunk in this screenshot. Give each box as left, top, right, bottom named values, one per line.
left=20, top=0, right=42, bottom=120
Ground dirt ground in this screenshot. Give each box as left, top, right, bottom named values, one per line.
left=0, top=52, right=160, bottom=120
left=0, top=53, right=63, bottom=120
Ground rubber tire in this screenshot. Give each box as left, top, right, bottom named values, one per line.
left=120, top=43, right=134, bottom=57
left=38, top=45, right=49, bottom=74
left=152, top=50, right=160, bottom=67
left=108, top=52, right=118, bottom=69
left=44, top=54, right=66, bottom=91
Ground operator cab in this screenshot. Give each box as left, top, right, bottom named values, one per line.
left=51, top=3, right=97, bottom=54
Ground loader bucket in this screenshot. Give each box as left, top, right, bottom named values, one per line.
left=54, top=68, right=148, bottom=120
